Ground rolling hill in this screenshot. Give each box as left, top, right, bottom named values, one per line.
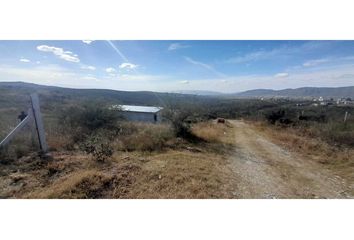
left=233, top=86, right=354, bottom=98
left=0, top=81, right=213, bottom=109
left=1, top=82, right=354, bottom=104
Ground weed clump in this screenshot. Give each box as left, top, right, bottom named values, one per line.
left=81, top=135, right=113, bottom=162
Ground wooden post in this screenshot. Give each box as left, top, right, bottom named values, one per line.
left=0, top=108, right=33, bottom=148
left=344, top=111, right=348, bottom=123
left=30, top=93, right=48, bottom=153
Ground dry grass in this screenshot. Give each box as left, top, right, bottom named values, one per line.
left=253, top=121, right=354, bottom=194
left=192, top=120, right=234, bottom=144
left=46, top=131, right=73, bottom=151
left=113, top=122, right=175, bottom=152
left=0, top=150, right=234, bottom=199
left=0, top=119, right=237, bottom=199
left=118, top=150, right=235, bottom=198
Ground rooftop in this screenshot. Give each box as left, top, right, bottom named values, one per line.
left=111, top=105, right=163, bottom=113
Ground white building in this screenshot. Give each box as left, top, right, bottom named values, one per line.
left=111, top=105, right=163, bottom=123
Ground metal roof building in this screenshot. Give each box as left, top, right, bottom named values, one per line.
left=111, top=105, right=163, bottom=123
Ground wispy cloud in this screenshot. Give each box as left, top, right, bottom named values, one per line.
left=184, top=56, right=226, bottom=78
left=176, top=64, right=354, bottom=93
left=0, top=63, right=168, bottom=91
left=303, top=58, right=330, bottom=67
left=119, top=62, right=138, bottom=70
left=168, top=43, right=190, bottom=51
left=81, top=65, right=96, bottom=70
left=0, top=64, right=78, bottom=86
left=37, top=45, right=80, bottom=63
left=105, top=67, right=116, bottom=73
left=81, top=75, right=99, bottom=81
left=227, top=41, right=332, bottom=64
left=179, top=80, right=189, bottom=84
left=274, top=72, right=289, bottom=78
left=301, top=55, right=354, bottom=68
left=82, top=40, right=94, bottom=45
left=19, top=58, right=30, bottom=63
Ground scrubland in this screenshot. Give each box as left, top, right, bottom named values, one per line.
left=1, top=89, right=353, bottom=198
left=0, top=104, right=236, bottom=198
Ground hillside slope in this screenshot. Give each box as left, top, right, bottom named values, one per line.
left=0, top=81, right=212, bottom=108
left=234, top=86, right=354, bottom=98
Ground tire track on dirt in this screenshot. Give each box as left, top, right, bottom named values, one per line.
left=228, top=120, right=350, bottom=199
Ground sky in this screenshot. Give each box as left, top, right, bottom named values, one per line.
left=1, top=40, right=354, bottom=93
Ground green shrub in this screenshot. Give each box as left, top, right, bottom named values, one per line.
left=59, top=103, right=123, bottom=145
left=60, top=103, right=122, bottom=132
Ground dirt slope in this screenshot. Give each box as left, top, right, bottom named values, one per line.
left=228, top=120, right=352, bottom=199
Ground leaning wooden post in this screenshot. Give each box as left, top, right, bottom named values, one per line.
left=344, top=111, right=348, bottom=123
left=30, top=93, right=48, bottom=153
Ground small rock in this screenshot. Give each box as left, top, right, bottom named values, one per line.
left=139, top=158, right=149, bottom=162
left=186, top=146, right=202, bottom=152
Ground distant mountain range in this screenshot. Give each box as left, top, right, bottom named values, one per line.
left=1, top=82, right=354, bottom=100
left=0, top=81, right=213, bottom=108
left=176, top=86, right=354, bottom=98
left=172, top=90, right=223, bottom=96
left=232, top=86, right=354, bottom=98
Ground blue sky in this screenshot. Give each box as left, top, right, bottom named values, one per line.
left=1, top=40, right=354, bottom=92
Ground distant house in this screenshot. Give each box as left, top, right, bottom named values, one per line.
left=111, top=105, right=163, bottom=123
left=337, top=97, right=354, bottom=105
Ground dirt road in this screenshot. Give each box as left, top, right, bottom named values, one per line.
left=228, top=120, right=352, bottom=199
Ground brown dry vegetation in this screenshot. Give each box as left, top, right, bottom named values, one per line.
left=192, top=121, right=234, bottom=144
left=0, top=121, right=236, bottom=199
left=252, top=121, right=354, bottom=195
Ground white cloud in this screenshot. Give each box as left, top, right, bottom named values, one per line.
left=0, top=64, right=77, bottom=86
left=119, top=62, right=138, bottom=70
left=81, top=65, right=96, bottom=70
left=81, top=75, right=99, bottom=81
left=82, top=40, right=94, bottom=44
left=37, top=45, right=80, bottom=63
left=274, top=72, right=289, bottom=78
left=184, top=56, right=226, bottom=78
left=0, top=64, right=171, bottom=91
left=179, top=80, right=189, bottom=84
left=19, top=58, right=30, bottom=63
left=168, top=43, right=190, bottom=51
left=177, top=64, right=354, bottom=93
left=303, top=58, right=330, bottom=67
left=227, top=41, right=332, bottom=64
left=105, top=67, right=116, bottom=73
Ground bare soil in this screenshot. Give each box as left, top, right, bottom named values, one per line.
left=227, top=120, right=353, bottom=199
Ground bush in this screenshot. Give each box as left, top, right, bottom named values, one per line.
left=162, top=107, right=201, bottom=141
left=265, top=110, right=285, bottom=124
left=60, top=103, right=122, bottom=132
left=81, top=135, right=113, bottom=162
left=59, top=103, right=123, bottom=145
